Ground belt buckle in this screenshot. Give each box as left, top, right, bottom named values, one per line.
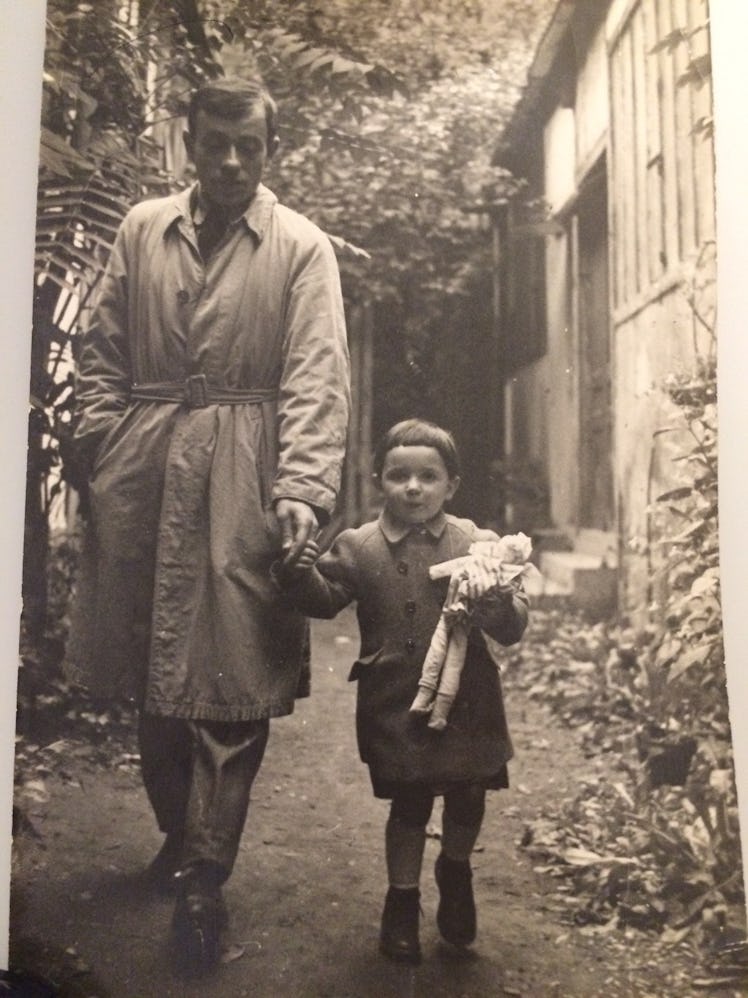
left=185, top=374, right=209, bottom=408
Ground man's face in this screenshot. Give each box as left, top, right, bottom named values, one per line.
left=184, top=106, right=277, bottom=213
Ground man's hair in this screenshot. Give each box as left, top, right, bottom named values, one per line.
left=373, top=419, right=461, bottom=479
left=187, top=77, right=278, bottom=145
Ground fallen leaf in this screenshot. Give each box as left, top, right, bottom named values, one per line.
left=693, top=978, right=746, bottom=989
left=611, top=782, right=634, bottom=807
left=562, top=847, right=638, bottom=868
left=660, top=925, right=692, bottom=945
left=238, top=939, right=263, bottom=952
left=220, top=943, right=246, bottom=964
left=709, top=769, right=733, bottom=795
left=20, top=779, right=49, bottom=804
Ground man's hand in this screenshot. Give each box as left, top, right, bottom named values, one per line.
left=274, top=498, right=319, bottom=567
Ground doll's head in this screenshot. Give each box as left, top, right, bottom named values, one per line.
left=373, top=419, right=461, bottom=526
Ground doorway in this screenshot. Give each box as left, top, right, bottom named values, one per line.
left=577, top=166, right=614, bottom=530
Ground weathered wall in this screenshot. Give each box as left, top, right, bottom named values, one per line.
left=607, top=0, right=714, bottom=614
left=575, top=14, right=608, bottom=169
left=614, top=287, right=708, bottom=619
left=501, top=0, right=715, bottom=613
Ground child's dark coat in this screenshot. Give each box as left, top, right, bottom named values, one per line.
left=282, top=511, right=529, bottom=796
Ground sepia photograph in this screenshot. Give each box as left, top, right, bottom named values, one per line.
left=2, top=1, right=747, bottom=995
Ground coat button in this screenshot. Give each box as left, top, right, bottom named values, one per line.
left=405, top=600, right=416, bottom=615
left=176, top=289, right=190, bottom=304
left=397, top=561, right=408, bottom=575
left=405, top=638, right=416, bottom=653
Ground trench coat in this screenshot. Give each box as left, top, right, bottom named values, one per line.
left=280, top=511, right=529, bottom=794
left=67, top=184, right=350, bottom=721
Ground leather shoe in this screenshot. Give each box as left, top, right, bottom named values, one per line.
left=379, top=886, right=421, bottom=964
left=171, top=864, right=228, bottom=975
left=435, top=853, right=476, bottom=946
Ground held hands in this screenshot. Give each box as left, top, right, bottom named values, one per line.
left=291, top=537, right=321, bottom=571
left=274, top=498, right=319, bottom=568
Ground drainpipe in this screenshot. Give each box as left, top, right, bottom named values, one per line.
left=466, top=200, right=508, bottom=526
left=488, top=203, right=508, bottom=526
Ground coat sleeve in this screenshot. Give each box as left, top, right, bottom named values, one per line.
left=272, top=232, right=351, bottom=521
left=73, top=215, right=133, bottom=470
left=276, top=530, right=359, bottom=618
left=476, top=590, right=530, bottom=647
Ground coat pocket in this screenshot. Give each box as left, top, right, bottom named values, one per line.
left=90, top=406, right=133, bottom=478
left=348, top=648, right=384, bottom=682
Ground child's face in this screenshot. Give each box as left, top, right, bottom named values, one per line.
left=379, top=445, right=459, bottom=526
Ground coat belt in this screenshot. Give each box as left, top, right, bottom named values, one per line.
left=130, top=375, right=278, bottom=409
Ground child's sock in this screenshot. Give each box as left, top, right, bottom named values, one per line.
left=385, top=816, right=426, bottom=888
left=441, top=811, right=481, bottom=863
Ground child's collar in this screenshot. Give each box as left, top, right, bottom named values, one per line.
left=378, top=508, right=448, bottom=544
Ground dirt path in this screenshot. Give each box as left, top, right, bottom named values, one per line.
left=10, top=609, right=706, bottom=997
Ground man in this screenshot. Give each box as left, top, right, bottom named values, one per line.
left=68, top=77, right=350, bottom=972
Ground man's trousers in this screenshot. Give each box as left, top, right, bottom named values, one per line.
left=137, top=713, right=270, bottom=882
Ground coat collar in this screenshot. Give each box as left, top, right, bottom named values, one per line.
left=378, top=508, right=448, bottom=544
left=163, top=182, right=278, bottom=243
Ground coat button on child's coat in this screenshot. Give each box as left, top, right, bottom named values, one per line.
left=176, top=289, right=190, bottom=304
left=405, top=638, right=416, bottom=653
left=397, top=561, right=408, bottom=575
left=405, top=600, right=416, bottom=615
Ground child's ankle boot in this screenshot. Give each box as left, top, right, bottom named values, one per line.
left=379, top=886, right=421, bottom=964
left=435, top=853, right=476, bottom=945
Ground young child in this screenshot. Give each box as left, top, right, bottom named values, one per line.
left=276, top=419, right=528, bottom=964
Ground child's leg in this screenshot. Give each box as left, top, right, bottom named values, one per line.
left=386, top=790, right=433, bottom=886
left=379, top=789, right=433, bottom=964
left=434, top=784, right=486, bottom=946
left=441, top=783, right=485, bottom=860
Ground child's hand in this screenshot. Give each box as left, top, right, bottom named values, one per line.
left=459, top=555, right=503, bottom=602
left=472, top=582, right=517, bottom=628
left=270, top=539, right=320, bottom=589
left=290, top=538, right=321, bottom=572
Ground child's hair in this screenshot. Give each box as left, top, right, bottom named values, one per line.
left=373, top=419, right=461, bottom=479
